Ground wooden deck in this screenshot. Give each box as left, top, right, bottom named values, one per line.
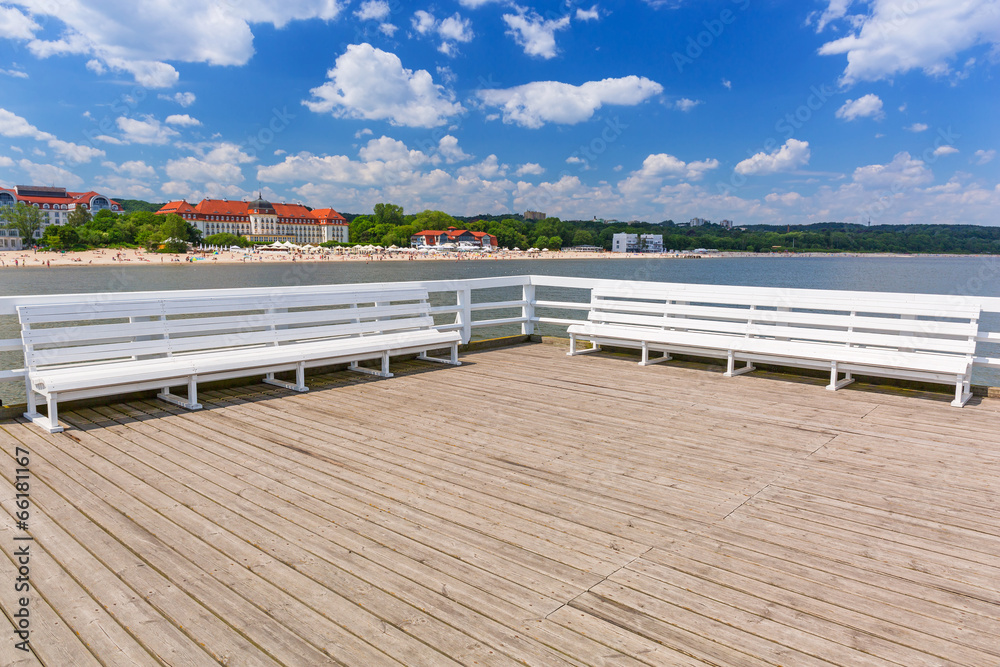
left=2, top=342, right=999, bottom=666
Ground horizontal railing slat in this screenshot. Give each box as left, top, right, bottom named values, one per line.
left=534, top=300, right=590, bottom=310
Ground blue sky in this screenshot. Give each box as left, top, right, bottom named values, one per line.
left=0, top=0, right=997, bottom=225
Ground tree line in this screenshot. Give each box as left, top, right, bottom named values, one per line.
left=0, top=202, right=201, bottom=251
left=347, top=204, right=1000, bottom=254
left=5, top=197, right=1000, bottom=255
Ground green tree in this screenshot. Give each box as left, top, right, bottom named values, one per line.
left=1, top=202, right=43, bottom=245
left=373, top=203, right=404, bottom=226
left=55, top=226, right=80, bottom=250
left=572, top=230, right=594, bottom=246
left=66, top=205, right=92, bottom=228
left=546, top=235, right=563, bottom=250
left=349, top=215, right=373, bottom=243
left=410, top=209, right=458, bottom=230
left=204, top=233, right=249, bottom=247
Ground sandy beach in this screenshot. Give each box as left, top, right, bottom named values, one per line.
left=0, top=246, right=717, bottom=267
left=0, top=247, right=974, bottom=268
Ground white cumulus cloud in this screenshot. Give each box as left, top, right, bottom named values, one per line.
left=576, top=5, right=600, bottom=21
left=478, top=76, right=662, bottom=128
left=502, top=10, right=570, bottom=59
left=411, top=10, right=473, bottom=56
left=9, top=0, right=346, bottom=87
left=437, top=135, right=471, bottom=163
left=304, top=43, right=463, bottom=128
left=852, top=151, right=933, bottom=188
left=515, top=162, right=545, bottom=176
left=973, top=149, right=996, bottom=165
left=0, top=6, right=39, bottom=40
left=165, top=114, right=202, bottom=127
left=0, top=107, right=104, bottom=162
left=356, top=0, right=390, bottom=21
left=835, top=94, right=884, bottom=121
left=158, top=91, right=196, bottom=107
left=932, top=145, right=958, bottom=157
left=674, top=98, right=702, bottom=112
left=906, top=122, right=929, bottom=133
left=619, top=153, right=720, bottom=194
left=106, top=159, right=157, bottom=178
left=817, top=0, right=1000, bottom=84
left=116, top=115, right=179, bottom=145
left=165, top=143, right=253, bottom=184
left=735, top=139, right=811, bottom=176
left=17, top=159, right=83, bottom=188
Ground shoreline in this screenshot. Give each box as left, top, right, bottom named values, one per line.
left=0, top=247, right=994, bottom=268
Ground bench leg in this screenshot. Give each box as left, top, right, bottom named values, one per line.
left=418, top=343, right=462, bottom=366
left=348, top=357, right=393, bottom=378
left=723, top=350, right=755, bottom=377
left=638, top=341, right=671, bottom=366
left=263, top=363, right=309, bottom=392
left=24, top=388, right=63, bottom=434
left=827, top=362, right=855, bottom=391
left=567, top=334, right=601, bottom=356
left=158, top=376, right=202, bottom=410
left=952, top=374, right=973, bottom=407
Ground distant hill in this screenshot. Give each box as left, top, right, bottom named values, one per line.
left=116, top=199, right=165, bottom=213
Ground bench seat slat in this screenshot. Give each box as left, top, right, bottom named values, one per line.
left=597, top=297, right=977, bottom=336
left=568, top=323, right=971, bottom=375
left=18, top=288, right=430, bottom=323
left=611, top=285, right=980, bottom=316
left=25, top=314, right=438, bottom=367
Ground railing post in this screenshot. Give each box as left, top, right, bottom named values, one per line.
left=456, top=287, right=472, bottom=343
left=522, top=283, right=535, bottom=336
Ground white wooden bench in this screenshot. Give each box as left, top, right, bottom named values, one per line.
left=567, top=285, right=980, bottom=407
left=19, top=287, right=461, bottom=432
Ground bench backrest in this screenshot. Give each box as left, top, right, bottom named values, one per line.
left=19, top=287, right=435, bottom=371
left=589, top=285, right=980, bottom=358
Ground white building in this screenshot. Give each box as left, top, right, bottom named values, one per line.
left=612, top=233, right=664, bottom=253
left=0, top=185, right=123, bottom=249
left=158, top=195, right=349, bottom=244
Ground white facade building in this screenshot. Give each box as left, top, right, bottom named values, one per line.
left=612, top=233, right=664, bottom=253
left=0, top=185, right=123, bottom=249
left=159, top=196, right=349, bottom=244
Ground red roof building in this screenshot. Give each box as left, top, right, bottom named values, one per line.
left=0, top=185, right=123, bottom=247
left=411, top=227, right=497, bottom=249
left=157, top=195, right=349, bottom=244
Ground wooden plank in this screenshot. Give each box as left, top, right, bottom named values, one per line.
left=59, top=407, right=572, bottom=667
left=4, top=425, right=328, bottom=667
left=0, top=483, right=156, bottom=666
left=0, top=429, right=222, bottom=667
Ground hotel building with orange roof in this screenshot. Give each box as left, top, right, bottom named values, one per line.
left=0, top=184, right=123, bottom=249
left=157, top=195, right=349, bottom=245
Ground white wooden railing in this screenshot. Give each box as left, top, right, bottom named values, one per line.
left=3, top=275, right=1000, bottom=400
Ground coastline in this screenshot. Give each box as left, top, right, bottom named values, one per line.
left=0, top=247, right=992, bottom=268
